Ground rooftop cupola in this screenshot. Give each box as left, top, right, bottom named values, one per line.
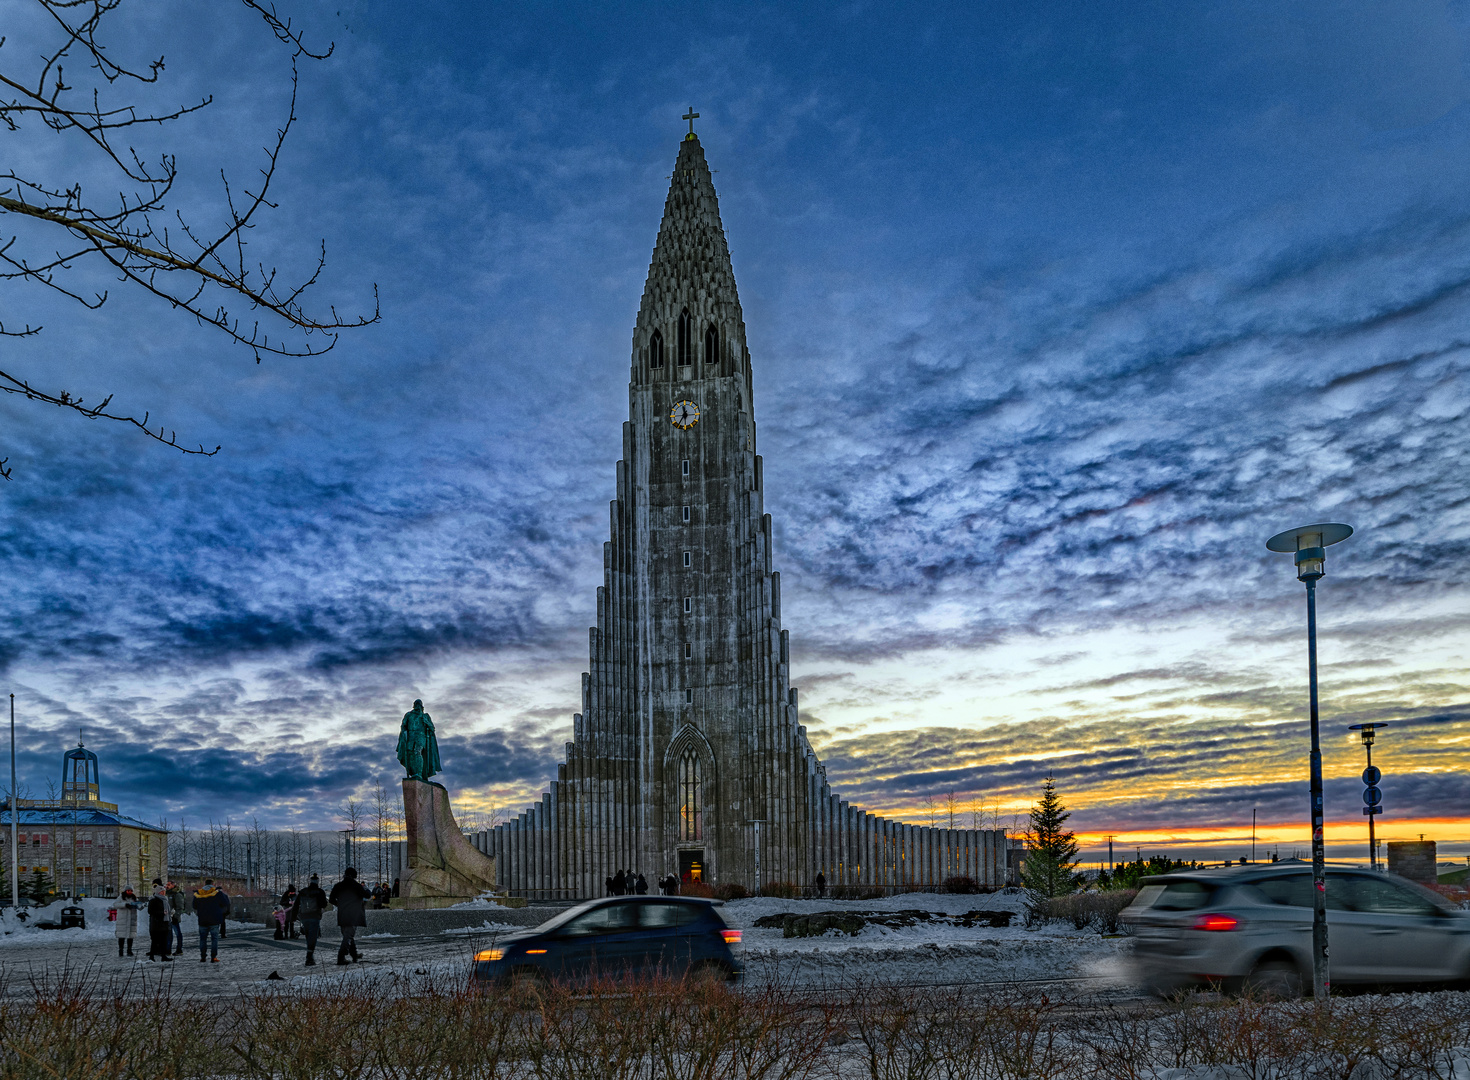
left=61, top=735, right=100, bottom=802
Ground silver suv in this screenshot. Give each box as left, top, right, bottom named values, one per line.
left=1122, top=861, right=1470, bottom=996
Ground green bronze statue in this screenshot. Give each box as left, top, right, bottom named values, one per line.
left=396, top=699, right=442, bottom=782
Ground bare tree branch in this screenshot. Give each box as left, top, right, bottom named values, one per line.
left=0, top=0, right=378, bottom=476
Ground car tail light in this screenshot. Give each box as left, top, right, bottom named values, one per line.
left=1192, top=913, right=1239, bottom=932
left=720, top=929, right=742, bottom=945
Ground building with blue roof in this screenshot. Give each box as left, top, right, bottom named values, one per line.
left=2, top=739, right=166, bottom=901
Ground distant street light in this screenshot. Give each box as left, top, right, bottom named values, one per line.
left=1266, top=521, right=1354, bottom=1003
left=1348, top=722, right=1390, bottom=870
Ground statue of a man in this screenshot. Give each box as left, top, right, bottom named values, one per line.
left=396, top=699, right=442, bottom=782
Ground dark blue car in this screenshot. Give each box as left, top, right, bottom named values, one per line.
left=473, top=896, right=743, bottom=985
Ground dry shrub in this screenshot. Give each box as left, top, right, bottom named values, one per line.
left=942, top=876, right=979, bottom=894
left=830, top=884, right=885, bottom=901
left=515, top=973, right=835, bottom=1080
left=681, top=882, right=716, bottom=898
left=712, top=882, right=752, bottom=901
left=759, top=881, right=800, bottom=899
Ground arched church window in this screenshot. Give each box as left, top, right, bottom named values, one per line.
left=677, top=308, right=692, bottom=365
left=704, top=324, right=718, bottom=364
left=679, top=747, right=702, bottom=841
left=650, top=330, right=664, bottom=369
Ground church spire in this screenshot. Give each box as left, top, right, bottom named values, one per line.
left=635, top=124, right=745, bottom=378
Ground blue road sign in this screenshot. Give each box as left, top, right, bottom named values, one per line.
left=1363, top=807, right=1383, bottom=816
left=1362, top=766, right=1381, bottom=786
left=1363, top=786, right=1383, bottom=806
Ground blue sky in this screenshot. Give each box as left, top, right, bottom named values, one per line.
left=1, top=1, right=1467, bottom=860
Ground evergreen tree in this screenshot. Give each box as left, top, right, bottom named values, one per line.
left=1020, top=774, right=1081, bottom=898
left=25, top=867, right=57, bottom=906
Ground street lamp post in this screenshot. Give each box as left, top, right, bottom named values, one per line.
left=9, top=694, right=18, bottom=911
left=1348, top=723, right=1390, bottom=870
left=1266, top=521, right=1354, bottom=1003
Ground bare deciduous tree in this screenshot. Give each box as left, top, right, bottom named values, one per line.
left=0, top=0, right=378, bottom=477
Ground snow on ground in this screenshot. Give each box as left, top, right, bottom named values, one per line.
left=0, top=897, right=205, bottom=948
left=0, top=891, right=1134, bottom=998
left=720, top=892, right=1133, bottom=988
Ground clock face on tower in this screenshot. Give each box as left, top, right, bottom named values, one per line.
left=670, top=400, right=701, bottom=429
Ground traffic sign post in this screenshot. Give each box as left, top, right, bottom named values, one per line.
left=1349, top=723, right=1391, bottom=870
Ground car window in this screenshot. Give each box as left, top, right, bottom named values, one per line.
left=1250, top=873, right=1356, bottom=910
left=1249, top=874, right=1313, bottom=907
left=1133, top=884, right=1166, bottom=908
left=640, top=903, right=700, bottom=928
left=560, top=902, right=641, bottom=936
left=1343, top=876, right=1438, bottom=916
left=1152, top=882, right=1216, bottom=911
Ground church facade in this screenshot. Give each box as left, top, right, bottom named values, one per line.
left=477, top=131, right=1006, bottom=897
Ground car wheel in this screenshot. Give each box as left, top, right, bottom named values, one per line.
left=1241, top=960, right=1303, bottom=1000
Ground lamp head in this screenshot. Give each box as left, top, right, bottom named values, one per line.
left=1349, top=721, right=1389, bottom=747
left=1265, top=522, right=1353, bottom=582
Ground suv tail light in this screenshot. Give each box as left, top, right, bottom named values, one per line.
left=1191, top=913, right=1239, bottom=932
left=720, top=929, right=742, bottom=945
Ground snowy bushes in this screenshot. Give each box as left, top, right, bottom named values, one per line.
left=1031, top=889, right=1138, bottom=933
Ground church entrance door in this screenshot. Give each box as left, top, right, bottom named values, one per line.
left=678, top=849, right=705, bottom=886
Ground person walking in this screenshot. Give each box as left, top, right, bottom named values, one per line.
left=280, top=884, right=299, bottom=939
left=635, top=872, right=648, bottom=895
left=290, top=874, right=329, bottom=966
left=815, top=871, right=826, bottom=898
left=114, top=888, right=140, bottom=957
left=146, top=882, right=174, bottom=962
left=166, top=879, right=185, bottom=955
left=328, top=867, right=371, bottom=966
left=192, top=879, right=228, bottom=963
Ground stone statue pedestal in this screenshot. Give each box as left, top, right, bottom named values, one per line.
left=400, top=778, right=509, bottom=910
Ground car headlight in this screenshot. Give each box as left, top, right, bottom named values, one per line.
left=475, top=947, right=505, bottom=962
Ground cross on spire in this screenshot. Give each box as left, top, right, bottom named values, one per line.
left=683, top=108, right=700, bottom=137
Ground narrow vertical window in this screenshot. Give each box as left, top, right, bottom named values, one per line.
left=684, top=642, right=692, bottom=659
left=682, top=505, right=691, bottom=523
left=704, top=324, right=719, bottom=365
left=680, top=747, right=702, bottom=840
left=650, top=330, right=665, bottom=369
left=684, top=688, right=694, bottom=705
left=683, top=597, right=692, bottom=613
left=681, top=459, right=690, bottom=477
left=678, top=308, right=692, bottom=365
left=683, top=551, right=691, bottom=567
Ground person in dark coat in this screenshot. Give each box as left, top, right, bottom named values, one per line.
left=815, top=871, right=826, bottom=898
left=391, top=877, right=400, bottom=898
left=635, top=872, right=648, bottom=895
left=146, top=883, right=174, bottom=962
left=280, top=885, right=299, bottom=939
left=192, top=879, right=229, bottom=962
left=166, top=879, right=185, bottom=955
left=328, top=866, right=371, bottom=965
left=612, top=869, right=627, bottom=896
left=289, top=874, right=329, bottom=966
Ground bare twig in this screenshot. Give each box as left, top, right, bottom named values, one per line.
left=0, top=0, right=378, bottom=474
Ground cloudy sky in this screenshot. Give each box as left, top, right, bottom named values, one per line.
left=1, top=0, right=1466, bottom=864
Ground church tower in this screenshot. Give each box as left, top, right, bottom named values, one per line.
left=476, top=126, right=1006, bottom=897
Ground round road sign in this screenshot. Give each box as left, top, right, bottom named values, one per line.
left=1363, top=786, right=1383, bottom=807
left=1363, top=765, right=1381, bottom=786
